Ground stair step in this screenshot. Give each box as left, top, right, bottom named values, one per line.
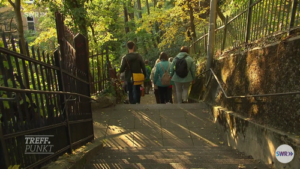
left=85, top=162, right=271, bottom=169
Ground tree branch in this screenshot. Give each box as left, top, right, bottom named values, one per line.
left=8, top=0, right=15, bottom=8
left=89, top=23, right=97, bottom=44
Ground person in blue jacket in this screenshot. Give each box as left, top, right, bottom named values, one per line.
left=154, top=52, right=172, bottom=104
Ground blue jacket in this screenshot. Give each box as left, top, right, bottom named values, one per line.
left=154, top=61, right=173, bottom=87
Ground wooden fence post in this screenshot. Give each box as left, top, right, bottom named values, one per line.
left=289, top=0, right=298, bottom=35
left=221, top=16, right=228, bottom=52
left=245, top=0, right=253, bottom=43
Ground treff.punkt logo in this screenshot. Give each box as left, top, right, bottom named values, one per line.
left=275, top=144, right=294, bottom=164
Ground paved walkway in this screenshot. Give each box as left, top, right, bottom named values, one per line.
left=85, top=92, right=272, bottom=169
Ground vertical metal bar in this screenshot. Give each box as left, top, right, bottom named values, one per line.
left=1, top=35, right=18, bottom=130
left=11, top=42, right=30, bottom=132
left=0, top=124, right=9, bottom=169
left=242, top=10, right=247, bottom=42
left=245, top=0, right=253, bottom=43
left=289, top=0, right=299, bottom=34
left=237, top=13, right=242, bottom=45
left=280, top=0, right=288, bottom=31
left=49, top=52, right=60, bottom=119
left=207, top=0, right=217, bottom=81
left=50, top=54, right=59, bottom=118
left=222, top=16, right=228, bottom=52
left=268, top=0, right=275, bottom=35
left=253, top=2, right=261, bottom=40
left=261, top=0, right=268, bottom=37
left=272, top=0, right=280, bottom=33
left=31, top=46, right=47, bottom=126
left=37, top=49, right=52, bottom=125
left=22, top=43, right=35, bottom=122
left=11, top=37, right=29, bottom=132
left=91, top=51, right=94, bottom=94
left=53, top=51, right=63, bottom=120
left=0, top=55, right=9, bottom=132
left=255, top=0, right=263, bottom=40
left=25, top=43, right=42, bottom=128
left=47, top=53, right=55, bottom=92
left=96, top=51, right=99, bottom=93
left=54, top=50, right=73, bottom=154
left=284, top=0, right=292, bottom=30
left=106, top=46, right=110, bottom=79
left=295, top=2, right=300, bottom=26
left=3, top=35, right=24, bottom=167
left=18, top=40, right=30, bottom=90
left=0, top=54, right=19, bottom=165
left=103, top=49, right=106, bottom=89
left=204, top=28, right=207, bottom=53
left=276, top=0, right=284, bottom=32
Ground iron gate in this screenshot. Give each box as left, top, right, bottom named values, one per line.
left=0, top=12, right=94, bottom=168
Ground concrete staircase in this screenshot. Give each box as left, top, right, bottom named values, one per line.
left=85, top=103, right=273, bottom=169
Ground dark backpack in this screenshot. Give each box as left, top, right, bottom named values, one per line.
left=175, top=55, right=188, bottom=78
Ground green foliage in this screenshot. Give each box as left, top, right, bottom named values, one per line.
left=0, top=40, right=4, bottom=48
left=8, top=165, right=20, bottom=169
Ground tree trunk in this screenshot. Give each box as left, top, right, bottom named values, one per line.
left=153, top=0, right=157, bottom=7
left=128, top=0, right=135, bottom=27
left=146, top=0, right=150, bottom=15
left=188, top=0, right=197, bottom=54
left=123, top=3, right=130, bottom=33
left=90, top=24, right=98, bottom=44
left=137, top=0, right=142, bottom=19
left=154, top=1, right=164, bottom=44
left=145, top=0, right=157, bottom=48
left=8, top=0, right=27, bottom=55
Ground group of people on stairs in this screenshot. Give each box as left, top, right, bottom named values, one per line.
left=120, top=41, right=196, bottom=104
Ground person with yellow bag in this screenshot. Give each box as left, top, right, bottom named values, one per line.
left=120, top=41, right=146, bottom=104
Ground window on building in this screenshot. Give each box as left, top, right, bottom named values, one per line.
left=24, top=0, right=34, bottom=4
left=27, top=17, right=35, bottom=30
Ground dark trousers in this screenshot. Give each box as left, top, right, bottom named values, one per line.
left=167, top=87, right=173, bottom=103
left=158, top=86, right=169, bottom=104
left=144, top=81, right=151, bottom=94
left=154, top=89, right=161, bottom=104
left=127, top=81, right=141, bottom=104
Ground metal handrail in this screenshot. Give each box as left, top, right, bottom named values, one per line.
left=199, top=68, right=300, bottom=98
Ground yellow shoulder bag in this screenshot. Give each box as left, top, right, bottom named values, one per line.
left=125, top=58, right=145, bottom=85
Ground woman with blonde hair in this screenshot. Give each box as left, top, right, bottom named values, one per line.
left=150, top=59, right=161, bottom=103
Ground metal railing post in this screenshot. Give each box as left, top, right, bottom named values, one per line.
left=221, top=16, right=228, bottom=52
left=207, top=0, right=217, bottom=82
left=289, top=0, right=299, bottom=35
left=245, top=0, right=253, bottom=43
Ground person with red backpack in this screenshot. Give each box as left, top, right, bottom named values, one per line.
left=154, top=52, right=172, bottom=104
left=170, top=46, right=196, bottom=104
